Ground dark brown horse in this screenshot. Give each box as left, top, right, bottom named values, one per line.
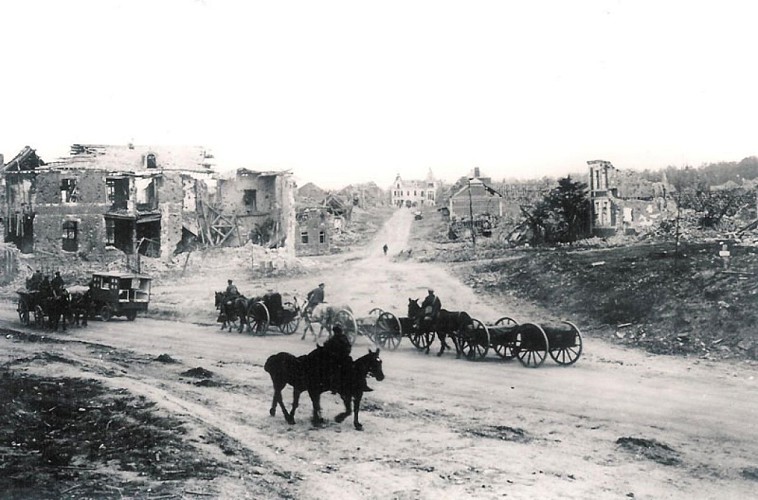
left=45, top=289, right=71, bottom=332
left=214, top=291, right=250, bottom=333
left=408, top=298, right=473, bottom=357
left=265, top=338, right=384, bottom=430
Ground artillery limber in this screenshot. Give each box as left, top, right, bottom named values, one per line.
left=352, top=308, right=403, bottom=350
left=457, top=316, right=584, bottom=368
left=248, top=292, right=301, bottom=335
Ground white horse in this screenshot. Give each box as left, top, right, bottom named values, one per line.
left=301, top=302, right=353, bottom=340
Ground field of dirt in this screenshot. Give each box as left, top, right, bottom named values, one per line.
left=1, top=208, right=757, bottom=499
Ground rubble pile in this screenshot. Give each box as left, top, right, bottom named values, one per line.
left=456, top=240, right=758, bottom=362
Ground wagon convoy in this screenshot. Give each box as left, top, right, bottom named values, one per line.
left=347, top=308, right=583, bottom=368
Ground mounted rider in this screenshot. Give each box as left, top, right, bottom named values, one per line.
left=305, top=283, right=325, bottom=316
left=420, top=288, right=442, bottom=325
left=326, top=324, right=372, bottom=393
left=225, top=279, right=240, bottom=302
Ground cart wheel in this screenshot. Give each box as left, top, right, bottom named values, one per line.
left=249, top=302, right=270, bottom=335
left=278, top=302, right=301, bottom=335
left=549, top=321, right=584, bottom=365
left=459, top=318, right=490, bottom=360
left=409, top=329, right=432, bottom=351
left=334, top=309, right=358, bottom=345
left=99, top=305, right=112, bottom=322
left=125, top=310, right=137, bottom=321
left=514, top=323, right=549, bottom=368
left=493, top=316, right=519, bottom=360
left=18, top=300, right=30, bottom=326
left=375, top=311, right=402, bottom=350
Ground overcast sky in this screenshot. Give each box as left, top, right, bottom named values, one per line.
left=2, top=0, right=757, bottom=188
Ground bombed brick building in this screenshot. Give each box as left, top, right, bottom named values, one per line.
left=588, top=159, right=672, bottom=236
left=214, top=168, right=296, bottom=251
left=1, top=145, right=296, bottom=267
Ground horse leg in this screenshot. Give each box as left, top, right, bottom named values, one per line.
left=335, top=392, right=352, bottom=423
left=302, top=320, right=313, bottom=340
left=288, top=388, right=301, bottom=425
left=353, top=393, right=363, bottom=431
left=437, top=332, right=446, bottom=356
left=309, top=389, right=325, bottom=425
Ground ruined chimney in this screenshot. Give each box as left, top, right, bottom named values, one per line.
left=474, top=167, right=480, bottom=178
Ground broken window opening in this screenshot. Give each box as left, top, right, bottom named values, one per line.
left=319, top=231, right=325, bottom=244
left=62, top=220, right=78, bottom=252
left=300, top=231, right=309, bottom=244
left=243, top=189, right=258, bottom=212
left=105, top=216, right=134, bottom=253
left=61, top=178, right=79, bottom=203
left=136, top=178, right=157, bottom=211
left=106, top=178, right=130, bottom=210
left=146, top=153, right=157, bottom=169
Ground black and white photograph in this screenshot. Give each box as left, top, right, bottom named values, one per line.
left=1, top=1, right=757, bottom=498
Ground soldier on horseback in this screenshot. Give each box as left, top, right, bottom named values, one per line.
left=225, top=279, right=240, bottom=304
left=420, top=288, right=441, bottom=324
left=305, top=283, right=325, bottom=316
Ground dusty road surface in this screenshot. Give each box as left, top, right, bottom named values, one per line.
left=1, top=209, right=757, bottom=499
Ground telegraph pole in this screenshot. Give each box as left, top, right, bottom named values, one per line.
left=468, top=178, right=476, bottom=250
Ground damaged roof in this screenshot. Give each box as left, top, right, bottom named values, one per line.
left=43, top=144, right=214, bottom=173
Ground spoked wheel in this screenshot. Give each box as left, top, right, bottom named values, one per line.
left=514, top=322, right=549, bottom=368
left=409, top=330, right=433, bottom=351
left=34, top=305, right=46, bottom=328
left=18, top=300, right=30, bottom=326
left=549, top=321, right=584, bottom=366
left=334, top=309, right=358, bottom=345
left=459, top=318, right=490, bottom=360
left=374, top=311, right=402, bottom=350
left=99, top=305, right=112, bottom=322
left=249, top=302, right=270, bottom=335
left=493, top=316, right=519, bottom=360
left=278, top=302, right=301, bottom=335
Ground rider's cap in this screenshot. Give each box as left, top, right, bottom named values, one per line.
left=428, top=288, right=434, bottom=293
left=228, top=279, right=233, bottom=283
left=333, top=324, right=343, bottom=334
left=319, top=283, right=325, bottom=287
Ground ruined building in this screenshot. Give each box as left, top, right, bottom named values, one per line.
left=588, top=159, right=672, bottom=236
left=1, top=145, right=296, bottom=266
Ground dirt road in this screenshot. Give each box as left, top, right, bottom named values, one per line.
left=1, top=209, right=757, bottom=499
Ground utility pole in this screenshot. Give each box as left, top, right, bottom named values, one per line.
left=468, top=178, right=476, bottom=250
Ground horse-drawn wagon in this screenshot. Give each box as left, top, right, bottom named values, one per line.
left=17, top=289, right=47, bottom=327
left=457, top=316, right=584, bottom=367
left=248, top=293, right=301, bottom=335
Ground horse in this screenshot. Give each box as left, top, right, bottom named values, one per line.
left=408, top=298, right=473, bottom=357
left=45, top=289, right=71, bottom=332
left=265, top=343, right=384, bottom=430
left=333, top=349, right=385, bottom=430
left=301, top=302, right=353, bottom=340
left=214, top=291, right=250, bottom=333
left=69, top=287, right=92, bottom=326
